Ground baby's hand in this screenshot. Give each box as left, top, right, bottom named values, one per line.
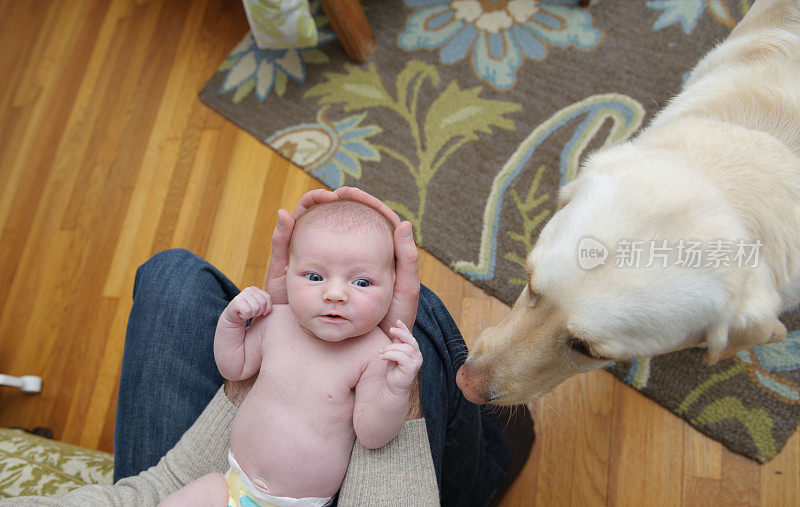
left=222, top=286, right=272, bottom=326
left=380, top=320, right=423, bottom=396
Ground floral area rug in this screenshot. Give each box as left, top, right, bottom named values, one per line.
left=200, top=0, right=800, bottom=462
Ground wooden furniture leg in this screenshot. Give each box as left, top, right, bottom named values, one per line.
left=320, top=0, right=376, bottom=63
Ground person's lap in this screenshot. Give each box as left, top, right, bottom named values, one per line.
left=114, top=249, right=236, bottom=479
left=114, top=249, right=509, bottom=504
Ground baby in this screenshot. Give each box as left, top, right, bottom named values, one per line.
left=161, top=199, right=423, bottom=507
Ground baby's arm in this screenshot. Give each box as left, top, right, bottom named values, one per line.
left=353, top=321, right=423, bottom=449
left=214, top=286, right=271, bottom=381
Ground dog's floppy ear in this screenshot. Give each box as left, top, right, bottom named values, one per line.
left=703, top=317, right=786, bottom=364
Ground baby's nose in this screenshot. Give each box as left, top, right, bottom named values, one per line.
left=323, top=281, right=348, bottom=303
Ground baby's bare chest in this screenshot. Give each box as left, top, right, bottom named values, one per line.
left=251, top=308, right=383, bottom=400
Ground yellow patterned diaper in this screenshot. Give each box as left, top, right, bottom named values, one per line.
left=226, top=466, right=275, bottom=507
left=225, top=451, right=333, bottom=507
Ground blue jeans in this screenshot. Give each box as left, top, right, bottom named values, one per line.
left=114, top=249, right=508, bottom=505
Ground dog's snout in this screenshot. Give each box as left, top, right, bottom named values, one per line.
left=456, top=362, right=494, bottom=405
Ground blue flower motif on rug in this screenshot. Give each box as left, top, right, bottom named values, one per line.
left=398, top=0, right=602, bottom=91
left=736, top=331, right=800, bottom=403
left=221, top=36, right=305, bottom=101
left=218, top=3, right=335, bottom=102
left=647, top=0, right=751, bottom=34
left=266, top=107, right=382, bottom=188
left=745, top=332, right=800, bottom=374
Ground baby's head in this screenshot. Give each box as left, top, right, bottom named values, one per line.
left=286, top=200, right=396, bottom=341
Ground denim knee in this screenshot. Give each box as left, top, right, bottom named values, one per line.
left=134, top=249, right=202, bottom=298
left=134, top=248, right=240, bottom=308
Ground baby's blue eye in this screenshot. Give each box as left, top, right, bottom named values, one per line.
left=354, top=279, right=371, bottom=288
left=305, top=273, right=323, bottom=282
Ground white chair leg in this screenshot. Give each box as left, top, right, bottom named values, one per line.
left=0, top=374, right=42, bottom=393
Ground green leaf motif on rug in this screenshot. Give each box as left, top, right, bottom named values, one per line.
left=505, top=164, right=551, bottom=281
left=452, top=93, right=645, bottom=281
left=307, top=63, right=393, bottom=111
left=305, top=61, right=521, bottom=242
left=672, top=362, right=777, bottom=461
left=630, top=357, right=652, bottom=389
left=676, top=363, right=746, bottom=415
left=691, top=397, right=776, bottom=461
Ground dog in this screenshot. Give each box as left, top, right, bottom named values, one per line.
left=456, top=0, right=800, bottom=406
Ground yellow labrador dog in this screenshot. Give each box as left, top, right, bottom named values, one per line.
left=456, top=0, right=800, bottom=406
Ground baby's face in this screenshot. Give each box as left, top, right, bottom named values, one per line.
left=286, top=225, right=395, bottom=341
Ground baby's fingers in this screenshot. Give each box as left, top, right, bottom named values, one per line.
left=233, top=287, right=271, bottom=320
left=379, top=350, right=415, bottom=366
left=253, top=290, right=272, bottom=315
left=380, top=344, right=422, bottom=369
left=380, top=343, right=414, bottom=358
left=239, top=298, right=259, bottom=320
left=389, top=321, right=420, bottom=351
left=227, top=300, right=252, bottom=322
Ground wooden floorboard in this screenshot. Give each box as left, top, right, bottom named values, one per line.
left=0, top=0, right=797, bottom=504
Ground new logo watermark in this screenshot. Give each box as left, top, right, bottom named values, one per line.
left=577, top=236, right=608, bottom=270
left=577, top=237, right=761, bottom=271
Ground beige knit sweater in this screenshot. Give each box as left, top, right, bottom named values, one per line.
left=3, top=388, right=438, bottom=506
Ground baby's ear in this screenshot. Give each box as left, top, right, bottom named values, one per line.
left=703, top=317, right=786, bottom=364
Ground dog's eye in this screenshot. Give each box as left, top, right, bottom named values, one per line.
left=567, top=337, right=597, bottom=359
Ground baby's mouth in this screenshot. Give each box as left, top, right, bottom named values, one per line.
left=321, top=314, right=346, bottom=321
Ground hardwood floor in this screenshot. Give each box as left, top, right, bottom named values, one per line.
left=0, top=0, right=797, bottom=504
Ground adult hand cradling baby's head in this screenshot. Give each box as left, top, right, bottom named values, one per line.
left=265, top=187, right=420, bottom=334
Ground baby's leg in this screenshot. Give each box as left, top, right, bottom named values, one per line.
left=159, top=472, right=228, bottom=507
